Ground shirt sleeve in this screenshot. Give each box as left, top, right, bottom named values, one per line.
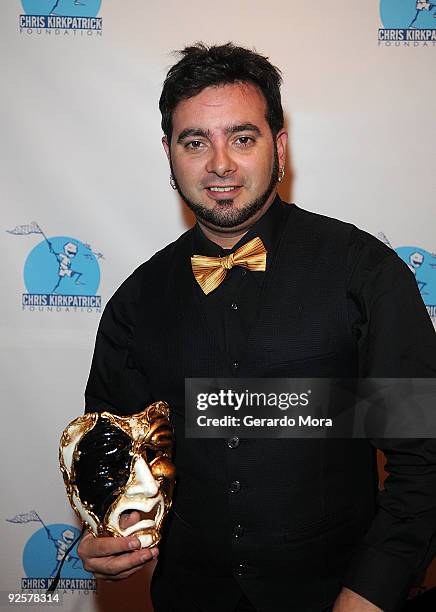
left=343, top=229, right=436, bottom=611
left=85, top=267, right=153, bottom=415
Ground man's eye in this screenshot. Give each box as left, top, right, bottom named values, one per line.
left=235, top=136, right=254, bottom=147
left=185, top=140, right=204, bottom=150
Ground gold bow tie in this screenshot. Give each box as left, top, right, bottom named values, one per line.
left=191, top=236, right=267, bottom=295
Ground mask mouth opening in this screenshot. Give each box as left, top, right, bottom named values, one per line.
left=114, top=496, right=165, bottom=537
left=123, top=505, right=159, bottom=525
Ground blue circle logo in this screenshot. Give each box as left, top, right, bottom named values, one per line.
left=23, top=236, right=100, bottom=296
left=23, top=524, right=91, bottom=579
left=380, top=0, right=436, bottom=29
left=21, top=1, right=101, bottom=17
left=396, top=246, right=436, bottom=307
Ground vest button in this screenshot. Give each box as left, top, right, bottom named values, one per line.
left=235, top=562, right=247, bottom=576
left=229, top=480, right=241, bottom=494
left=232, top=360, right=239, bottom=369
left=227, top=436, right=240, bottom=449
left=233, top=524, right=244, bottom=538
left=231, top=302, right=238, bottom=310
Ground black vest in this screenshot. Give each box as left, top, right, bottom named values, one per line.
left=129, top=205, right=378, bottom=612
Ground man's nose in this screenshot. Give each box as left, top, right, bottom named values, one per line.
left=125, top=456, right=159, bottom=497
left=206, top=144, right=237, bottom=177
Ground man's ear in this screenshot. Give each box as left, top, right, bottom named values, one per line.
left=162, top=136, right=171, bottom=162
left=275, top=129, right=288, bottom=171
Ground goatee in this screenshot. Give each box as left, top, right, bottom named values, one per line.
left=170, top=147, right=279, bottom=229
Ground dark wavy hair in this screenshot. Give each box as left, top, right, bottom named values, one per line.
left=159, top=42, right=284, bottom=141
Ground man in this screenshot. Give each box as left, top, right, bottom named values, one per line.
left=78, top=43, right=436, bottom=611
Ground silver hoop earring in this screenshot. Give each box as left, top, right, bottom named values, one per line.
left=278, top=167, right=285, bottom=183
left=169, top=174, right=177, bottom=190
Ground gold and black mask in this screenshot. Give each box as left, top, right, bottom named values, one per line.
left=59, top=402, right=175, bottom=548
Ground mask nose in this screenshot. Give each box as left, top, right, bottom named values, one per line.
left=125, top=456, right=159, bottom=498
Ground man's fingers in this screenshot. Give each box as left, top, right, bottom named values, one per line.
left=90, top=547, right=157, bottom=578
left=97, top=559, right=157, bottom=582
left=77, top=530, right=159, bottom=580
left=98, top=567, right=142, bottom=581
left=78, top=531, right=141, bottom=559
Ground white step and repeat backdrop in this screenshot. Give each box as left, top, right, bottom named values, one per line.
left=1, top=1, right=435, bottom=611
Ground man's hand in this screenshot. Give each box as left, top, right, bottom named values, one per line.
left=333, top=588, right=383, bottom=612
left=77, top=511, right=158, bottom=581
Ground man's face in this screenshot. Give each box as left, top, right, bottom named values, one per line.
left=163, top=82, right=287, bottom=234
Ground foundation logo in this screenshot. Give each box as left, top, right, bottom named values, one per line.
left=6, top=510, right=95, bottom=593
left=7, top=221, right=104, bottom=312
left=377, top=233, right=436, bottom=323
left=19, top=0, right=102, bottom=37
left=379, top=1, right=436, bottom=46
left=396, top=246, right=436, bottom=319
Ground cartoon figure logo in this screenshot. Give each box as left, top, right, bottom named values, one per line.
left=7, top=222, right=103, bottom=311
left=48, top=241, right=82, bottom=293
left=377, top=233, right=436, bottom=322
left=6, top=511, right=95, bottom=591
left=396, top=246, right=436, bottom=306
left=21, top=1, right=102, bottom=17
left=380, top=0, right=436, bottom=29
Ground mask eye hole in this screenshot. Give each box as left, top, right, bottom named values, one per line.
left=148, top=423, right=174, bottom=448
left=138, top=443, right=161, bottom=465
left=145, top=446, right=159, bottom=464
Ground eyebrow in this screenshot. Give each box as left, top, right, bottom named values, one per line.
left=176, top=123, right=262, bottom=143
left=227, top=123, right=261, bottom=136
left=177, top=128, right=211, bottom=143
